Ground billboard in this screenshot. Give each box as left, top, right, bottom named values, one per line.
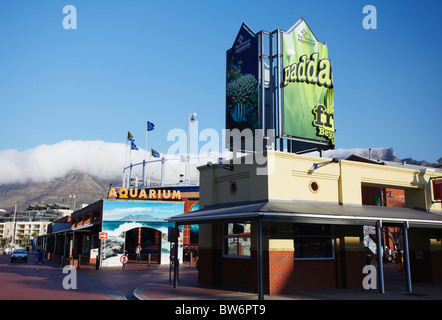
left=100, top=200, right=184, bottom=266
left=282, top=19, right=335, bottom=147
left=226, top=23, right=259, bottom=133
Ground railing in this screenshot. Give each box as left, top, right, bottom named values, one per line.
left=121, top=153, right=227, bottom=189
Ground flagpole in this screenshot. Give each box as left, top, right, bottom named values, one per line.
left=123, top=132, right=130, bottom=188
left=145, top=122, right=148, bottom=162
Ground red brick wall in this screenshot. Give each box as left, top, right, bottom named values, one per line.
left=198, top=246, right=367, bottom=294
left=268, top=250, right=295, bottom=294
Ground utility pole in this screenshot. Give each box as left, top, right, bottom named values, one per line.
left=12, top=204, right=17, bottom=246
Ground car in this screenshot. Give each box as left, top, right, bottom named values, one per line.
left=11, top=249, right=28, bottom=263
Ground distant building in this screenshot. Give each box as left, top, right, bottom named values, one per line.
left=0, top=203, right=73, bottom=247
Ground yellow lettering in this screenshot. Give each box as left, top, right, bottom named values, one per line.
left=162, top=190, right=171, bottom=199
left=108, top=188, right=118, bottom=198
left=138, top=189, right=147, bottom=199
left=119, top=188, right=129, bottom=199
left=172, top=190, right=181, bottom=200
left=149, top=189, right=156, bottom=199
left=129, top=189, right=138, bottom=198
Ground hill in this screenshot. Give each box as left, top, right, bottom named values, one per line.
left=0, top=170, right=119, bottom=212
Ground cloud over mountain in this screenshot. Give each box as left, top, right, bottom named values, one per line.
left=0, top=139, right=417, bottom=186
left=0, top=140, right=129, bottom=184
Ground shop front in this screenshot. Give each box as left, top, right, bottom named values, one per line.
left=169, top=151, right=442, bottom=298
left=40, top=186, right=199, bottom=268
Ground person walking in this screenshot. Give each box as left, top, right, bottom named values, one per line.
left=136, top=244, right=141, bottom=262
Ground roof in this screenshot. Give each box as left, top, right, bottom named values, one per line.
left=169, top=200, right=442, bottom=228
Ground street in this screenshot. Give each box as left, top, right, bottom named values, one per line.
left=0, top=251, right=198, bottom=300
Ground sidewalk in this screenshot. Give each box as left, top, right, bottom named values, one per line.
left=3, top=253, right=442, bottom=300
left=120, top=262, right=442, bottom=300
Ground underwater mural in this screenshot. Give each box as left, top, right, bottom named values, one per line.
left=226, top=23, right=259, bottom=133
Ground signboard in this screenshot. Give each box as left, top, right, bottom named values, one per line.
left=107, top=187, right=181, bottom=200
left=120, top=254, right=128, bottom=265
left=226, top=23, right=259, bottom=134
left=433, top=178, right=442, bottom=202
left=100, top=200, right=185, bottom=267
left=99, top=232, right=108, bottom=240
left=282, top=19, right=335, bottom=147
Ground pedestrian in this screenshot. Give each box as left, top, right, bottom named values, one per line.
left=136, top=244, right=141, bottom=262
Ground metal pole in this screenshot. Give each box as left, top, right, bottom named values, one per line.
left=142, top=160, right=146, bottom=188
left=376, top=221, right=385, bottom=294
left=257, top=217, right=264, bottom=300
left=276, top=30, right=283, bottom=152
left=403, top=222, right=412, bottom=292
left=173, top=223, right=179, bottom=288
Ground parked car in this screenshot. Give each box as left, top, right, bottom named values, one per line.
left=11, top=249, right=28, bottom=263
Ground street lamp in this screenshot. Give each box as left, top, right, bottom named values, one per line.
left=187, top=113, right=197, bottom=185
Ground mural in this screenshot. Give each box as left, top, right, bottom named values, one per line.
left=100, top=200, right=184, bottom=266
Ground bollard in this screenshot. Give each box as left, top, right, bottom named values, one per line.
left=147, top=253, right=151, bottom=268
left=190, top=252, right=193, bottom=267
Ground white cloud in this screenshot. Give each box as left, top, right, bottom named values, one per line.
left=0, top=139, right=393, bottom=185
left=0, top=140, right=225, bottom=185
left=0, top=140, right=128, bottom=184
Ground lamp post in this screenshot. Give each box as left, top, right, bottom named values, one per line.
left=187, top=113, right=197, bottom=185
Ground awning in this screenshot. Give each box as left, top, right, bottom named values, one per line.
left=169, top=200, right=442, bottom=228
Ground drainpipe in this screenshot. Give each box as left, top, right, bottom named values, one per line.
left=257, top=216, right=264, bottom=300
left=376, top=220, right=385, bottom=294
left=403, top=221, right=412, bottom=292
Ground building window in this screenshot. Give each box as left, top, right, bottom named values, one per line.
left=223, top=223, right=251, bottom=258
left=293, top=224, right=334, bottom=259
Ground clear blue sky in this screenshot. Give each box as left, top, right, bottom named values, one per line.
left=0, top=0, right=441, bottom=163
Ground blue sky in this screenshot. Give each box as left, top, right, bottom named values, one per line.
left=0, top=0, right=441, bottom=163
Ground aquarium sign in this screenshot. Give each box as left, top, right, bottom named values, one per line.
left=282, top=20, right=335, bottom=147
left=225, top=23, right=259, bottom=133
left=107, top=187, right=181, bottom=200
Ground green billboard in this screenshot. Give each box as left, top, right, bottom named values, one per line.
left=282, top=20, right=334, bottom=147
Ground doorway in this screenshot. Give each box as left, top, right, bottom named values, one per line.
left=125, top=227, right=162, bottom=264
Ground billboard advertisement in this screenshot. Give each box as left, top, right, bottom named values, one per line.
left=100, top=200, right=184, bottom=267
left=226, top=23, right=259, bottom=133
left=282, top=19, right=335, bottom=147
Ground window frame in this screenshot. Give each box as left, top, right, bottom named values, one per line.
left=222, top=222, right=251, bottom=259
left=293, top=224, right=335, bottom=260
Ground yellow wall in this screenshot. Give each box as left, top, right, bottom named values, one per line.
left=198, top=150, right=442, bottom=213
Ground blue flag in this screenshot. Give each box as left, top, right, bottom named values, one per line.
left=147, top=121, right=155, bottom=131
left=131, top=141, right=139, bottom=150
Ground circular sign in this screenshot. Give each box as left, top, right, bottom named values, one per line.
left=120, top=255, right=128, bottom=264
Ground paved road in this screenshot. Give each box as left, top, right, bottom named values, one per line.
left=0, top=252, right=118, bottom=299
left=0, top=251, right=200, bottom=300
left=2, top=252, right=442, bottom=302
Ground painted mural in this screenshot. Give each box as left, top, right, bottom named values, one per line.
left=100, top=200, right=184, bottom=267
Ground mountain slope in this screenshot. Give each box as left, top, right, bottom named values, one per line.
left=0, top=171, right=119, bottom=212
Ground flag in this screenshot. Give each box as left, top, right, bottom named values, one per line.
left=147, top=121, right=155, bottom=131
left=151, top=148, right=160, bottom=158
left=131, top=141, right=139, bottom=150
left=127, top=131, right=134, bottom=141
